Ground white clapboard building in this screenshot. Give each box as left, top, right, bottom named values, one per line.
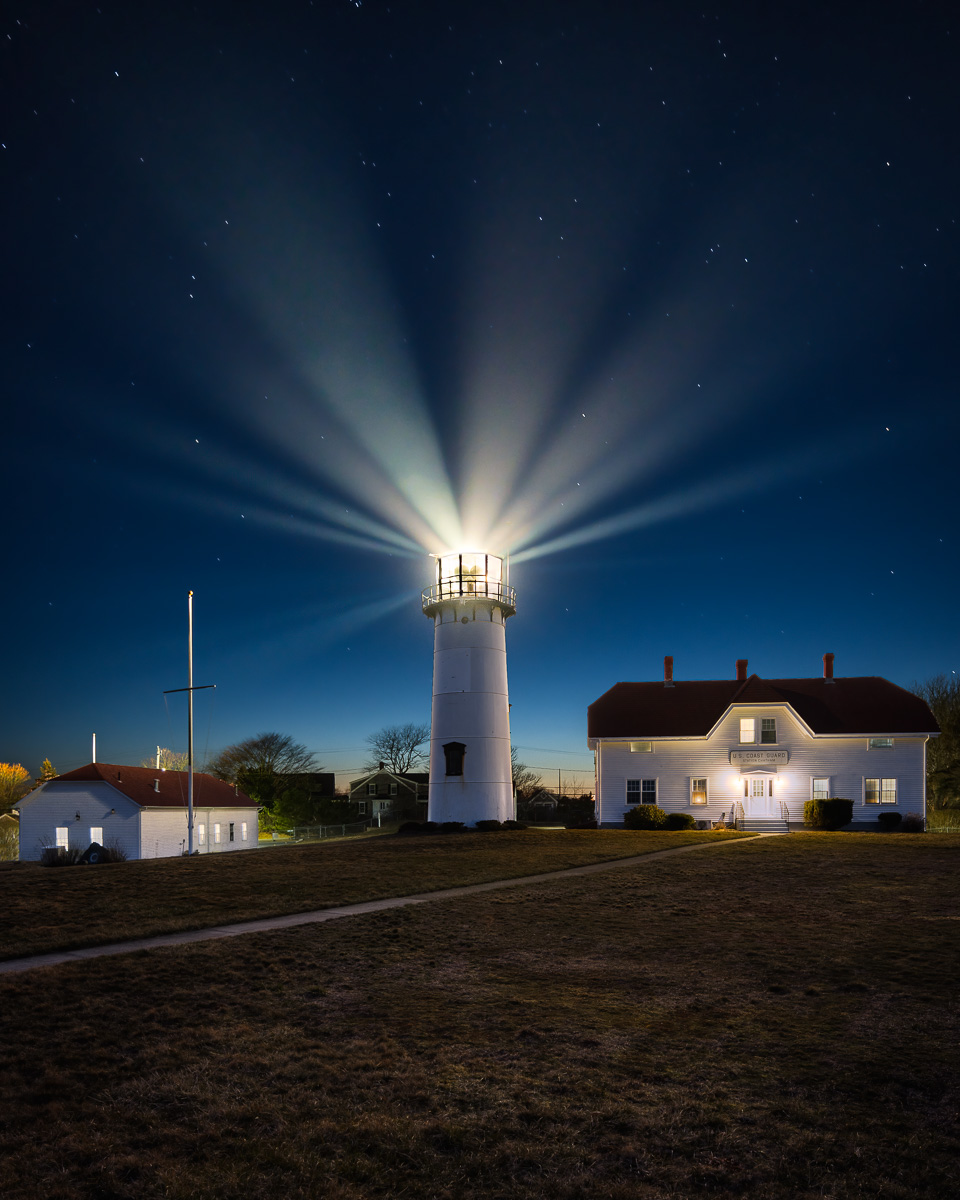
left=588, top=655, right=939, bottom=830
left=16, top=763, right=259, bottom=860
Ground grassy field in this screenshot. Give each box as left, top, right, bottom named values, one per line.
left=0, top=828, right=746, bottom=960
left=0, top=832, right=958, bottom=1198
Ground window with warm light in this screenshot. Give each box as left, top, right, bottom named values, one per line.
left=760, top=718, right=777, bottom=744
left=739, top=719, right=756, bottom=743
left=691, top=778, right=708, bottom=804
left=241, top=822, right=248, bottom=841
left=865, top=778, right=897, bottom=804
left=198, top=823, right=206, bottom=845
left=214, top=823, right=221, bottom=844
left=90, top=826, right=103, bottom=844
left=56, top=826, right=69, bottom=849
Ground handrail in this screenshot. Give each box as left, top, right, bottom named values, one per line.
left=422, top=582, right=517, bottom=613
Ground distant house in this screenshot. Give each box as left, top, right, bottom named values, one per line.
left=15, top=763, right=259, bottom=860
left=349, top=768, right=428, bottom=821
left=588, top=655, right=940, bottom=830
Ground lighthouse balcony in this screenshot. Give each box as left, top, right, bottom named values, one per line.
left=422, top=581, right=516, bottom=617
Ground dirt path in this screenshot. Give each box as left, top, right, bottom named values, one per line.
left=0, top=833, right=774, bottom=976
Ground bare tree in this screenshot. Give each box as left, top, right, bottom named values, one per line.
left=140, top=747, right=189, bottom=772
left=208, top=733, right=321, bottom=807
left=511, top=746, right=542, bottom=800
left=364, top=723, right=430, bottom=773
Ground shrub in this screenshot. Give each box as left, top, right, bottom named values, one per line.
left=40, top=846, right=84, bottom=867
left=624, top=804, right=668, bottom=830
left=439, top=821, right=465, bottom=833
left=803, top=798, right=854, bottom=830
left=664, top=812, right=697, bottom=830
left=502, top=820, right=528, bottom=830
left=901, top=812, right=925, bottom=833
left=474, top=820, right=503, bottom=831
left=877, top=811, right=903, bottom=832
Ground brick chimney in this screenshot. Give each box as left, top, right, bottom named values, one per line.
left=664, top=655, right=674, bottom=687
left=736, top=658, right=748, bottom=682
left=823, top=652, right=835, bottom=682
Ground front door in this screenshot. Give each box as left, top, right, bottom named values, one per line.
left=744, top=775, right=774, bottom=818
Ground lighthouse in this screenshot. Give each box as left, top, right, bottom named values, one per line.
left=422, top=552, right=516, bottom=825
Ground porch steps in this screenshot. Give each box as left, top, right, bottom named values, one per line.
left=738, top=818, right=789, bottom=833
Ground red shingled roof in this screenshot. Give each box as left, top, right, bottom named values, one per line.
left=50, top=763, right=258, bottom=809
left=588, top=675, right=939, bottom=739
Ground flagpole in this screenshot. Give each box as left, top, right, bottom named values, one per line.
left=187, top=590, right=194, bottom=855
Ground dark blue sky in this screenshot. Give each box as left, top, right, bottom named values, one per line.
left=4, top=1, right=958, bottom=789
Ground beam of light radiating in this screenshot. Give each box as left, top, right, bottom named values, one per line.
left=511, top=433, right=875, bottom=564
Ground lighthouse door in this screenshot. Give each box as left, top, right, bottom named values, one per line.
left=743, top=776, right=774, bottom=818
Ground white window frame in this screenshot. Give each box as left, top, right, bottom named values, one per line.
left=214, top=822, right=221, bottom=844
left=811, top=778, right=830, bottom=802
left=56, top=826, right=69, bottom=849
left=389, top=781, right=398, bottom=796
left=626, top=778, right=658, bottom=806
left=198, top=823, right=206, bottom=845
left=739, top=718, right=756, bottom=744
left=629, top=741, right=653, bottom=753
left=367, top=782, right=377, bottom=796
left=745, top=777, right=774, bottom=798
left=241, top=822, right=248, bottom=842
left=760, top=718, right=777, bottom=744
left=357, top=800, right=367, bottom=815
left=89, top=826, right=103, bottom=844
left=868, top=738, right=894, bottom=750
left=691, top=778, right=708, bottom=805
left=864, top=778, right=898, bottom=804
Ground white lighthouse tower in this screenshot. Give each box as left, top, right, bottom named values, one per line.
left=422, top=552, right=516, bottom=825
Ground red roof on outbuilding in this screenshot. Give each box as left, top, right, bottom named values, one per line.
left=50, top=763, right=258, bottom=809
left=588, top=675, right=939, bottom=739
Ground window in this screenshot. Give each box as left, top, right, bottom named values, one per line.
left=229, top=822, right=235, bottom=843
left=629, top=741, right=653, bottom=753
left=869, top=738, right=894, bottom=749
left=865, top=778, right=897, bottom=804
left=812, top=778, right=830, bottom=801
left=241, top=822, right=248, bottom=842
left=389, top=782, right=398, bottom=796
left=56, top=826, right=69, bottom=849
left=745, top=778, right=773, bottom=798
left=739, top=719, right=756, bottom=743
left=198, top=823, right=206, bottom=845
left=691, top=778, right=708, bottom=804
left=214, top=823, right=221, bottom=844
left=761, top=718, right=777, bottom=744
left=367, top=782, right=377, bottom=796
left=89, top=826, right=103, bottom=845
left=626, top=779, right=657, bottom=805
left=357, top=801, right=367, bottom=815
left=443, top=742, right=466, bottom=776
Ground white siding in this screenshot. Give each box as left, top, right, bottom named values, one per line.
left=140, top=807, right=258, bottom=857
left=598, top=704, right=928, bottom=827
left=16, top=782, right=140, bottom=861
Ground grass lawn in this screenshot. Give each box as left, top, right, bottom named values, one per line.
left=0, top=829, right=746, bottom=960
left=0, top=833, right=958, bottom=1198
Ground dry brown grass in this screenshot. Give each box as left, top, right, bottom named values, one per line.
left=0, top=833, right=958, bottom=1198
left=0, top=828, right=745, bottom=959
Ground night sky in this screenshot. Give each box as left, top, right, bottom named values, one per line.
left=4, top=1, right=958, bottom=791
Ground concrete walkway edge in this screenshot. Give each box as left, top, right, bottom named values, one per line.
left=0, top=833, right=777, bottom=976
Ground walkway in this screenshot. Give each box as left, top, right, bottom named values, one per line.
left=0, top=834, right=773, bottom=976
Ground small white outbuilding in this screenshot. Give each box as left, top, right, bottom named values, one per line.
left=15, top=763, right=259, bottom=861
